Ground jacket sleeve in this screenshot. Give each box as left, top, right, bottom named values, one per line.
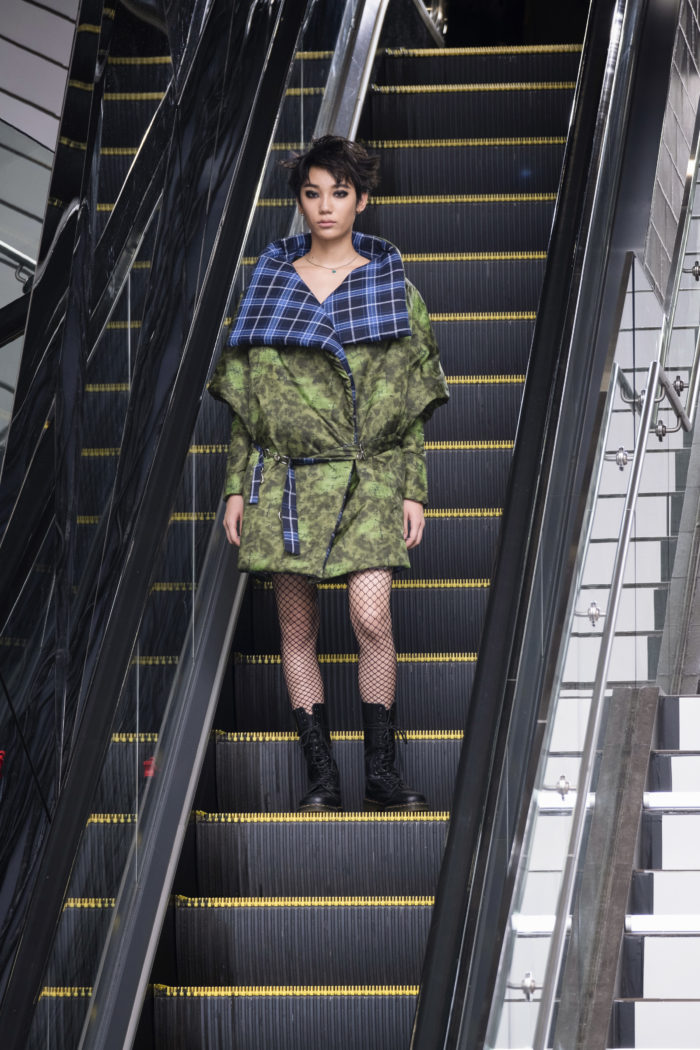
left=401, top=417, right=428, bottom=504
left=399, top=282, right=448, bottom=506
left=223, top=414, right=252, bottom=498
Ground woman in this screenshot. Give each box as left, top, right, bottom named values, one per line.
left=209, top=136, right=448, bottom=812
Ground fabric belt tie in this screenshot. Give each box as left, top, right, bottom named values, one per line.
left=249, top=442, right=394, bottom=556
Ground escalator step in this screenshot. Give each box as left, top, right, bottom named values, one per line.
left=356, top=197, right=557, bottom=252
left=173, top=896, right=432, bottom=984
left=67, top=815, right=137, bottom=897
left=366, top=82, right=574, bottom=140
left=375, top=45, right=581, bottom=86
left=404, top=254, right=545, bottom=312
left=214, top=731, right=462, bottom=811
left=263, top=137, right=565, bottom=197
left=241, top=579, right=489, bottom=654
left=44, top=900, right=114, bottom=987
left=432, top=316, right=534, bottom=375
left=232, top=653, right=474, bottom=731
left=152, top=985, right=416, bottom=1050
left=425, top=446, right=513, bottom=508
left=194, top=811, right=449, bottom=896
left=29, top=991, right=92, bottom=1050
left=427, top=377, right=525, bottom=441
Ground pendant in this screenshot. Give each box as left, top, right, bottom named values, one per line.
left=331, top=268, right=336, bottom=274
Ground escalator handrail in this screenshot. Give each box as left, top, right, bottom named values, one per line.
left=0, top=2, right=311, bottom=1046
left=0, top=294, right=29, bottom=352
left=411, top=0, right=682, bottom=1045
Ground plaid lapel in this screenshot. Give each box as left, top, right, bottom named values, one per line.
left=227, top=232, right=411, bottom=355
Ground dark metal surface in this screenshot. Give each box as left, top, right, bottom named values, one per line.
left=0, top=0, right=310, bottom=1044
left=411, top=0, right=683, bottom=1046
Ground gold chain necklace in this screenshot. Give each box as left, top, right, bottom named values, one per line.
left=305, top=252, right=359, bottom=275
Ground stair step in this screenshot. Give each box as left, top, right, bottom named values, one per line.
left=214, top=731, right=461, bottom=811
left=612, top=999, right=700, bottom=1050
left=173, top=895, right=433, bottom=985
left=375, top=45, right=582, bottom=86
left=194, top=811, right=449, bottom=896
left=631, top=871, right=700, bottom=914
left=151, top=985, right=417, bottom=1050
left=231, top=653, right=474, bottom=731
left=365, top=82, right=575, bottom=139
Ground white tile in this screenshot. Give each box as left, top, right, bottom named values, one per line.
left=644, top=937, right=700, bottom=998
left=632, top=1000, right=700, bottom=1047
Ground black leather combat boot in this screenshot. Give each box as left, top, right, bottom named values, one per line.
left=361, top=701, right=428, bottom=811
left=293, top=704, right=342, bottom=811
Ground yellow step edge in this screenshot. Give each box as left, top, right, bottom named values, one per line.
left=295, top=50, right=334, bottom=59
left=286, top=86, right=324, bottom=96
left=216, top=730, right=463, bottom=743
left=150, top=581, right=196, bottom=592
left=424, top=507, right=502, bottom=517
left=65, top=898, right=116, bottom=909
left=59, top=136, right=87, bottom=151
left=195, top=810, right=450, bottom=823
left=431, top=311, right=536, bottom=321
left=425, top=439, right=514, bottom=449
left=240, top=251, right=546, bottom=265
left=104, top=91, right=166, bottom=101
left=40, top=987, right=92, bottom=998
left=106, top=319, right=141, bottom=328
left=367, top=136, right=566, bottom=147
left=153, top=983, right=419, bottom=997
left=174, top=894, right=434, bottom=908
left=111, top=731, right=158, bottom=743
left=132, top=655, right=179, bottom=666
left=235, top=653, right=477, bottom=665
left=447, top=374, right=525, bottom=384
left=68, top=79, right=93, bottom=91
left=372, top=80, right=576, bottom=94
left=108, top=55, right=171, bottom=65
left=170, top=511, right=216, bottom=522
left=101, top=146, right=139, bottom=155
left=85, top=382, right=130, bottom=392
left=255, top=577, right=490, bottom=590
left=259, top=193, right=556, bottom=206
left=88, top=813, right=138, bottom=824
left=382, top=44, right=582, bottom=56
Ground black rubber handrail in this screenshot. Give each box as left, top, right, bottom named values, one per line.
left=411, top=0, right=682, bottom=1046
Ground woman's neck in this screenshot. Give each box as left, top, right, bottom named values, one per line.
left=306, top=234, right=357, bottom=266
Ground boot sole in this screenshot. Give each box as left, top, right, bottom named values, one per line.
left=362, top=799, right=430, bottom=813
left=299, top=802, right=343, bottom=812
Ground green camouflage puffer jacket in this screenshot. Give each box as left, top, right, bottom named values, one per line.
left=208, top=280, right=448, bottom=579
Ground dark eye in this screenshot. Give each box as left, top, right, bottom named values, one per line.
left=334, top=189, right=348, bottom=198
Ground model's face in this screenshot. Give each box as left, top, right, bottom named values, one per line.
left=297, top=166, right=368, bottom=242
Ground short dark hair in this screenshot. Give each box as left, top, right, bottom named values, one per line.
left=282, top=135, right=380, bottom=201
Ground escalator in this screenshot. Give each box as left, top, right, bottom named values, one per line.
left=0, top=0, right=687, bottom=1047
left=59, top=33, right=578, bottom=1050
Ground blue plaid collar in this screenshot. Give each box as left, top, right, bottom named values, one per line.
left=228, top=232, right=411, bottom=355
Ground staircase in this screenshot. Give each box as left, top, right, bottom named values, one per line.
left=613, top=694, right=700, bottom=1048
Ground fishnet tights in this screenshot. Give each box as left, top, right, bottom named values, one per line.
left=272, top=570, right=396, bottom=713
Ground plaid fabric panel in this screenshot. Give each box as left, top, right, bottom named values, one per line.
left=249, top=446, right=265, bottom=505
left=281, top=463, right=299, bottom=555
left=228, top=232, right=411, bottom=357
